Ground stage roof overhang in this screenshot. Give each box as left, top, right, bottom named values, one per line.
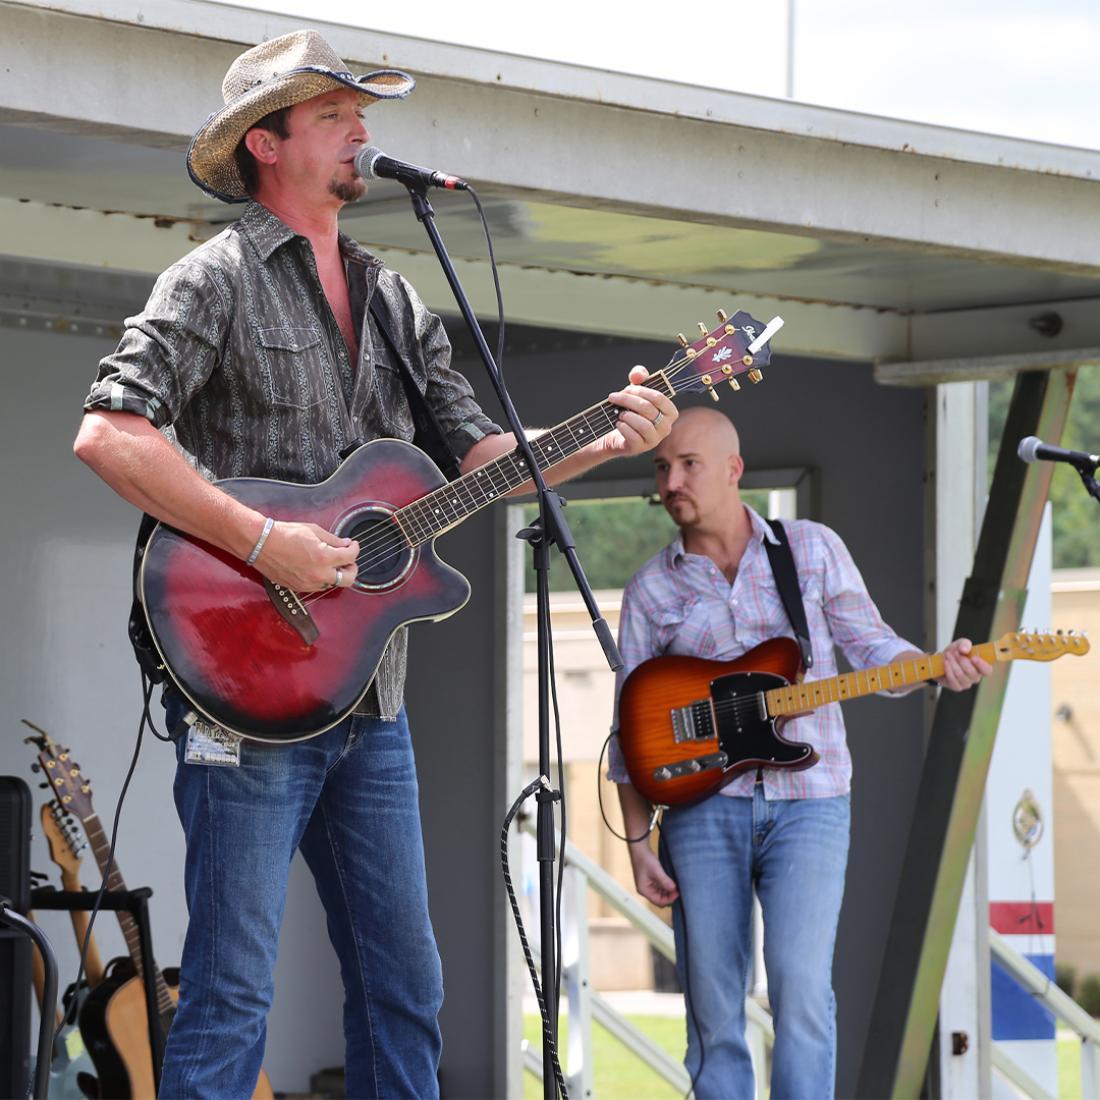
left=2, top=0, right=1100, bottom=382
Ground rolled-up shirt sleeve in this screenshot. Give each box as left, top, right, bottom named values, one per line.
left=395, top=273, right=501, bottom=463
left=84, top=260, right=227, bottom=427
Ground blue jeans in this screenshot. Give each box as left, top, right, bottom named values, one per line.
left=659, top=789, right=850, bottom=1100
left=160, top=701, right=443, bottom=1099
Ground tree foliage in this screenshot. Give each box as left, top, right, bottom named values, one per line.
left=523, top=489, right=773, bottom=592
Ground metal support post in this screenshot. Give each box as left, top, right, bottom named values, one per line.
left=857, top=368, right=1076, bottom=1098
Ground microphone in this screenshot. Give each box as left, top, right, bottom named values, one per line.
left=353, top=146, right=468, bottom=191
left=1018, top=436, right=1100, bottom=472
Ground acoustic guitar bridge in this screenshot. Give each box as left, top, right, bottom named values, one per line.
left=264, top=580, right=320, bottom=646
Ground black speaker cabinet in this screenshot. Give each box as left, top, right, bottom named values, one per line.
left=0, top=775, right=33, bottom=1100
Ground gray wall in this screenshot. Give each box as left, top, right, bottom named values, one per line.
left=1, top=288, right=925, bottom=1098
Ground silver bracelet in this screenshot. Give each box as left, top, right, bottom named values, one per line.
left=245, top=516, right=274, bottom=565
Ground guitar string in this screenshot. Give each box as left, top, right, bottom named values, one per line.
left=682, top=662, right=941, bottom=726
left=298, top=401, right=623, bottom=604
left=295, top=351, right=714, bottom=608
left=292, top=350, right=725, bottom=606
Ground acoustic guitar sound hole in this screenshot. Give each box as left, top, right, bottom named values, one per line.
left=345, top=511, right=414, bottom=590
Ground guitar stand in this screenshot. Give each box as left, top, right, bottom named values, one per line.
left=31, top=885, right=165, bottom=1093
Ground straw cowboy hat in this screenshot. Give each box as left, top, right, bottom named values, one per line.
left=187, top=29, right=415, bottom=202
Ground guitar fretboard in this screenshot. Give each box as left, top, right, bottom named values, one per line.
left=82, top=812, right=176, bottom=1018
left=765, top=642, right=999, bottom=717
left=394, top=373, right=676, bottom=545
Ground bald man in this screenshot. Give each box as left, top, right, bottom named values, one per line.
left=608, top=407, right=989, bottom=1099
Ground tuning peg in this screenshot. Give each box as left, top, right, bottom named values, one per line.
left=39, top=782, right=49, bottom=790
left=747, top=369, right=764, bottom=384
left=728, top=378, right=741, bottom=391
left=716, top=309, right=728, bottom=323
left=697, top=321, right=708, bottom=335
left=676, top=333, right=689, bottom=348
left=707, top=387, right=720, bottom=402
left=30, top=762, right=40, bottom=772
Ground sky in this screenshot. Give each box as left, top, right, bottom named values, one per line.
left=225, top=0, right=1100, bottom=150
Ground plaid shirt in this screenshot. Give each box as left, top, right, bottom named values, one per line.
left=609, top=506, right=918, bottom=799
left=85, top=201, right=500, bottom=719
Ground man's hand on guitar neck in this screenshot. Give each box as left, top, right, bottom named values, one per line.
left=936, top=637, right=993, bottom=691
left=460, top=366, right=678, bottom=488
left=598, top=366, right=680, bottom=460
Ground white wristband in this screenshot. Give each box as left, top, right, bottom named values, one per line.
left=245, top=516, right=274, bottom=565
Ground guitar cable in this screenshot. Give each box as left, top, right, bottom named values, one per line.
left=466, top=173, right=571, bottom=1095
left=594, top=742, right=707, bottom=1099
left=500, top=593, right=569, bottom=1098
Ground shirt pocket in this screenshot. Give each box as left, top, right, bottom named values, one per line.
left=257, top=326, right=326, bottom=411
left=654, top=598, right=715, bottom=656
left=369, top=359, right=416, bottom=443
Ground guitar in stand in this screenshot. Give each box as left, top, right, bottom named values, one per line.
left=25, top=722, right=275, bottom=1099
left=618, top=630, right=1091, bottom=807
left=38, top=802, right=103, bottom=1098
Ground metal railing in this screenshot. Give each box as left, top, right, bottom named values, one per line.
left=990, top=930, right=1100, bottom=1100
left=519, top=819, right=774, bottom=1098
left=517, top=824, right=1100, bottom=1099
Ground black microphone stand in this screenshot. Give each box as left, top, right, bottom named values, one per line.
left=1074, top=464, right=1100, bottom=502
left=396, top=181, right=622, bottom=1098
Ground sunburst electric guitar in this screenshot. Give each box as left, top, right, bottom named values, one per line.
left=25, top=721, right=275, bottom=1100
left=618, top=630, right=1090, bottom=807
left=140, top=310, right=782, bottom=742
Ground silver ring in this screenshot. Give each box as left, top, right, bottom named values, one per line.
left=651, top=410, right=664, bottom=427
left=335, top=568, right=344, bottom=587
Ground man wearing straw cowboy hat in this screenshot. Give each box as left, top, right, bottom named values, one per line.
left=74, top=28, right=676, bottom=1100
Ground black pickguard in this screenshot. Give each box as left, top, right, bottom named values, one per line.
left=711, top=669, right=817, bottom=770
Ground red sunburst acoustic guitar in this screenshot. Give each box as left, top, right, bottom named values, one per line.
left=140, top=310, right=783, bottom=743
left=617, top=630, right=1090, bottom=807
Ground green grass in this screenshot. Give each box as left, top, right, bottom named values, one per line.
left=523, top=1014, right=687, bottom=1100
left=1058, top=1028, right=1083, bottom=1098
left=524, top=1018, right=1087, bottom=1100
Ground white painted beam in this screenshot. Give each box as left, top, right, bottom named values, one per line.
left=908, top=297, right=1100, bottom=363
left=876, top=346, right=1100, bottom=387
left=0, top=197, right=906, bottom=359
left=3, top=0, right=1100, bottom=274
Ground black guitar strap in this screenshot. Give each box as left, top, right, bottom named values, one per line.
left=763, top=518, right=814, bottom=671
left=129, top=511, right=168, bottom=685
left=368, top=294, right=462, bottom=483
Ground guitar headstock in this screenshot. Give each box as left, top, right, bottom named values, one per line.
left=22, top=718, right=96, bottom=822
left=993, top=629, right=1091, bottom=663
left=40, top=801, right=85, bottom=878
left=662, top=310, right=783, bottom=402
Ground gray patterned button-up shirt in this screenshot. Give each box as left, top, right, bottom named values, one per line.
left=85, top=201, right=501, bottom=719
